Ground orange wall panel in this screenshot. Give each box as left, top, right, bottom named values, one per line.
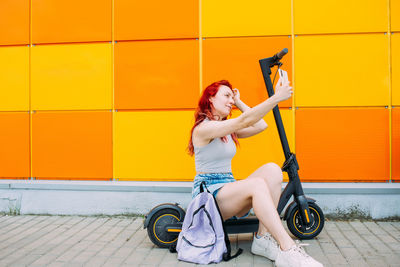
left=32, top=0, right=111, bottom=44
left=0, top=112, right=30, bottom=178
left=393, top=108, right=400, bottom=181
left=0, top=0, right=29, bottom=45
left=203, top=36, right=292, bottom=108
left=115, top=0, right=198, bottom=40
left=115, top=40, right=199, bottom=109
left=296, top=108, right=389, bottom=182
left=392, top=33, right=400, bottom=105
left=32, top=111, right=112, bottom=180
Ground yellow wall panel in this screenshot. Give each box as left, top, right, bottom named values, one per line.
left=295, top=34, right=389, bottom=107
left=0, top=46, right=29, bottom=111
left=392, top=34, right=400, bottom=105
left=392, top=0, right=400, bottom=31
left=31, top=43, right=112, bottom=110
left=114, top=111, right=195, bottom=181
left=231, top=109, right=294, bottom=182
left=202, top=0, right=291, bottom=37
left=294, top=0, right=388, bottom=34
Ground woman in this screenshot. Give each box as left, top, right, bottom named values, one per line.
left=187, top=79, right=323, bottom=267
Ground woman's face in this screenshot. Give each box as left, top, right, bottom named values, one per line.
left=209, top=85, right=235, bottom=119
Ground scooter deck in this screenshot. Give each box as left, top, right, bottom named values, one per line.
left=165, top=216, right=260, bottom=237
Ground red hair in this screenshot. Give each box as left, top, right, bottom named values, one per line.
left=187, top=80, right=239, bottom=156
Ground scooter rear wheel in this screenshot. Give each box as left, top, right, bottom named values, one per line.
left=147, top=208, right=181, bottom=248
left=286, top=202, right=324, bottom=240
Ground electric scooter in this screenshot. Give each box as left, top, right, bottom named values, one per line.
left=143, top=48, right=325, bottom=248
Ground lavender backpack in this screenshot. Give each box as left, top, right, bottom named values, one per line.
left=175, top=182, right=242, bottom=264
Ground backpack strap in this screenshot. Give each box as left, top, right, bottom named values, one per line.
left=221, top=220, right=243, bottom=261
left=169, top=244, right=177, bottom=253
left=200, top=181, right=211, bottom=193
left=223, top=246, right=243, bottom=261
left=211, top=190, right=243, bottom=261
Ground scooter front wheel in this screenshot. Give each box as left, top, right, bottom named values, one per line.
left=286, top=202, right=324, bottom=240
left=147, top=208, right=181, bottom=248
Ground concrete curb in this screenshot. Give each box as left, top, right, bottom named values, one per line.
left=1, top=180, right=399, bottom=219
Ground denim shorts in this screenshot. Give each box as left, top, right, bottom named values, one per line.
left=192, top=172, right=235, bottom=199
left=192, top=172, right=250, bottom=219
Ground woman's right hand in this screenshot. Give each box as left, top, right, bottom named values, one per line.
left=274, top=77, right=293, bottom=102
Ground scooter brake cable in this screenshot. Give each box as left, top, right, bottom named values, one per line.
left=271, top=66, right=280, bottom=92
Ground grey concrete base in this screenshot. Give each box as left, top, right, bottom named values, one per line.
left=0, top=180, right=399, bottom=219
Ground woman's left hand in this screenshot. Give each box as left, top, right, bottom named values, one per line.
left=233, top=88, right=240, bottom=105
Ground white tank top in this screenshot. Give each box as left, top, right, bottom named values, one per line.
left=194, top=133, right=236, bottom=173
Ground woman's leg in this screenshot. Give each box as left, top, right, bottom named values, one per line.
left=229, top=163, right=283, bottom=220
left=248, top=163, right=283, bottom=207
left=247, top=163, right=284, bottom=235
left=216, top=177, right=295, bottom=250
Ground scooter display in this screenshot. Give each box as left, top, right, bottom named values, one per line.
left=143, top=48, right=325, bottom=248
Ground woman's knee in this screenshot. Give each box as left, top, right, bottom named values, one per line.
left=262, top=162, right=283, bottom=183
left=247, top=177, right=271, bottom=195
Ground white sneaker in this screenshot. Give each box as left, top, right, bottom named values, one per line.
left=251, top=233, right=280, bottom=261
left=275, top=243, right=323, bottom=267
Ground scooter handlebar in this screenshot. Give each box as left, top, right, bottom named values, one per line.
left=274, top=48, right=288, bottom=60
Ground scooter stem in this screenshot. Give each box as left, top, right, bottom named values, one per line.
left=259, top=51, right=312, bottom=227
left=259, top=56, right=292, bottom=160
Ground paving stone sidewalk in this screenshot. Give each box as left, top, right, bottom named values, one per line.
left=0, top=215, right=399, bottom=267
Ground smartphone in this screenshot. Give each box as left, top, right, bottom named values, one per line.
left=278, top=69, right=288, bottom=82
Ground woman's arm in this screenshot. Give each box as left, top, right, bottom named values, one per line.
left=194, top=79, right=292, bottom=142
left=234, top=98, right=268, bottom=138
left=233, top=87, right=268, bottom=138
left=239, top=79, right=292, bottom=127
